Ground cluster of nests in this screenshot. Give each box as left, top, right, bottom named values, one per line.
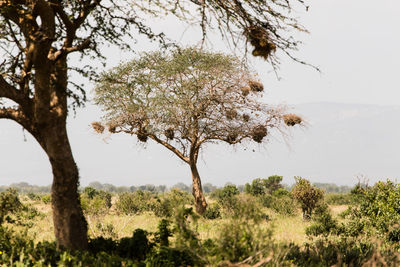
left=225, top=125, right=268, bottom=144
left=283, top=114, right=303, bottom=126
left=91, top=121, right=118, bottom=134
left=241, top=80, right=264, bottom=97
left=244, top=26, right=277, bottom=60
left=225, top=110, right=251, bottom=123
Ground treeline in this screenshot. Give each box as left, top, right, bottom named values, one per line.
left=0, top=180, right=354, bottom=194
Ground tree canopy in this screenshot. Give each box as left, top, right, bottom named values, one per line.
left=93, top=47, right=302, bottom=213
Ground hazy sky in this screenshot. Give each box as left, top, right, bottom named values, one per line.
left=1, top=0, right=399, bottom=187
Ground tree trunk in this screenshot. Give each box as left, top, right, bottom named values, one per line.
left=38, top=124, right=88, bottom=250
left=189, top=162, right=207, bottom=214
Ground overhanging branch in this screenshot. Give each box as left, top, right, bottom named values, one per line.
left=0, top=107, right=31, bottom=130
left=0, top=75, right=29, bottom=105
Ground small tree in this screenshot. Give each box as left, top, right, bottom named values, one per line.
left=292, top=177, right=324, bottom=220
left=94, top=47, right=302, bottom=214
left=244, top=175, right=284, bottom=196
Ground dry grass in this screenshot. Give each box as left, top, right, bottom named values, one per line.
left=20, top=200, right=349, bottom=245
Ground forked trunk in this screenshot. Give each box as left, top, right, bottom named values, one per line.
left=189, top=162, right=207, bottom=214
left=38, top=124, right=88, bottom=250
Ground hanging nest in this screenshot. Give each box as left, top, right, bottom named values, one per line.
left=283, top=114, right=303, bottom=126
left=226, top=109, right=238, bottom=120
left=241, top=86, right=251, bottom=96
left=226, top=133, right=238, bottom=143
left=137, top=129, right=148, bottom=142
left=164, top=128, right=175, bottom=140
left=245, top=26, right=277, bottom=60
left=107, top=122, right=118, bottom=133
left=252, top=125, right=267, bottom=143
left=249, top=80, right=264, bottom=92
left=242, top=114, right=250, bottom=122
left=91, top=122, right=105, bottom=134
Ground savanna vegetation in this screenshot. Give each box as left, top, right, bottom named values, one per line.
left=1, top=177, right=400, bottom=266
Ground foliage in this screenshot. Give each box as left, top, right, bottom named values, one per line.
left=325, top=193, right=356, bottom=205
left=153, top=189, right=194, bottom=218
left=115, top=190, right=158, bottom=215
left=339, top=180, right=400, bottom=244
left=80, top=187, right=112, bottom=215
left=245, top=176, right=284, bottom=196
left=292, top=177, right=324, bottom=220
left=202, top=203, right=221, bottom=220
left=41, top=194, right=51, bottom=204
left=0, top=188, right=41, bottom=227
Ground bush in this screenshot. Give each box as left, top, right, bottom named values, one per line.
left=292, top=177, right=324, bottom=220
left=41, top=194, right=51, bottom=204
left=211, top=184, right=240, bottom=213
left=81, top=187, right=112, bottom=215
left=202, top=203, right=221, bottom=220
left=153, top=189, right=193, bottom=217
left=115, top=190, right=157, bottom=215
left=244, top=175, right=284, bottom=196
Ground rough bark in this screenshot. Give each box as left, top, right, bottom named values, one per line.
left=38, top=124, right=88, bottom=250
left=189, top=161, right=207, bottom=215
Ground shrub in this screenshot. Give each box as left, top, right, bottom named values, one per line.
left=80, top=187, right=112, bottom=215
left=211, top=184, right=240, bottom=213
left=202, top=203, right=221, bottom=220
left=153, top=189, right=193, bottom=217
left=115, top=190, right=157, bottom=215
left=244, top=175, right=284, bottom=196
left=117, top=229, right=152, bottom=260
left=292, top=177, right=324, bottom=220
left=41, top=194, right=51, bottom=204
left=27, top=192, right=41, bottom=201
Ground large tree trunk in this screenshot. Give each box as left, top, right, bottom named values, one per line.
left=189, top=162, right=207, bottom=214
left=37, top=121, right=88, bottom=250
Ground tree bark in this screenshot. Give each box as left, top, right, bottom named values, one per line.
left=189, top=161, right=207, bottom=214
left=37, top=123, right=88, bottom=250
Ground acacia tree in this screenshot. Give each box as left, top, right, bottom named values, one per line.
left=0, top=0, right=310, bottom=249
left=93, top=48, right=302, bottom=214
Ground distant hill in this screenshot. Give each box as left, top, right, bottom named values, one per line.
left=277, top=102, right=400, bottom=185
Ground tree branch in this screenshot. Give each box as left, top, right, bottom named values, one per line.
left=0, top=107, right=31, bottom=130
left=148, top=134, right=190, bottom=163
left=0, top=75, right=29, bottom=105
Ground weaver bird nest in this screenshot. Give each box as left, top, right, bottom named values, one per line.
left=245, top=26, right=277, bottom=60
left=249, top=80, right=264, bottom=92
left=241, top=86, right=251, bottom=96
left=283, top=114, right=302, bottom=126
left=226, top=133, right=238, bottom=143
left=92, top=122, right=105, bottom=134
left=252, top=125, right=268, bottom=143
left=137, top=129, right=148, bottom=142
left=107, top=122, right=118, bottom=133
left=164, top=128, right=175, bottom=140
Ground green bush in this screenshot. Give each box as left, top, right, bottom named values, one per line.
left=292, top=177, right=324, bottom=220
left=211, top=184, right=240, bottom=214
left=81, top=187, right=112, bottom=215
left=116, top=190, right=157, bottom=215
left=202, top=203, right=221, bottom=220
left=153, top=189, right=193, bottom=217
left=41, top=194, right=51, bottom=204
left=244, top=175, right=284, bottom=196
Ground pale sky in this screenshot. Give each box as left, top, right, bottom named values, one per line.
left=1, top=0, right=399, bottom=187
